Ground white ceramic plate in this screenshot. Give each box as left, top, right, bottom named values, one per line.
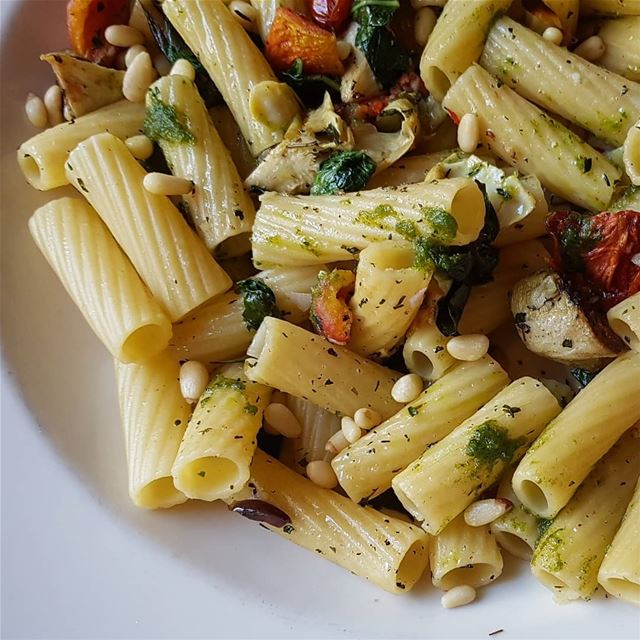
left=1, top=2, right=638, bottom=638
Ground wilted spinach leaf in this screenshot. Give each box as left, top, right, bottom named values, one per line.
left=236, top=279, right=281, bottom=331
left=281, top=58, right=341, bottom=108
left=311, top=151, right=376, bottom=195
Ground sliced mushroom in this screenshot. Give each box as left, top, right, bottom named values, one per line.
left=511, top=270, right=623, bottom=369
left=41, top=52, right=125, bottom=119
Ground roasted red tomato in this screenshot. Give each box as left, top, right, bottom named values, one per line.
left=265, top=8, right=345, bottom=76
left=308, top=0, right=352, bottom=32
left=67, top=0, right=131, bottom=65
left=310, top=269, right=356, bottom=345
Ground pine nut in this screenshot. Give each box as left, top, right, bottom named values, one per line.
left=123, top=52, right=157, bottom=102
left=125, top=135, right=154, bottom=160
left=336, top=41, right=352, bottom=60
left=154, top=55, right=172, bottom=76
left=63, top=103, right=74, bottom=122
left=441, top=585, right=476, bottom=609
left=43, top=85, right=64, bottom=126
left=542, top=27, right=563, bottom=46
left=264, top=403, right=303, bottom=438
left=391, top=374, right=424, bottom=404
left=229, top=1, right=258, bottom=31
left=143, top=173, right=193, bottom=196
left=415, top=8, right=437, bottom=47
left=25, top=93, right=48, bottom=128
left=105, top=24, right=145, bottom=48
left=125, top=44, right=147, bottom=68
left=341, top=416, right=362, bottom=444
left=353, top=407, right=382, bottom=430
left=574, top=35, right=605, bottom=62
left=250, top=81, right=299, bottom=130
left=457, top=113, right=480, bottom=153
left=446, top=334, right=489, bottom=361
left=463, top=498, right=513, bottom=527
left=180, top=360, right=209, bottom=404
left=170, top=59, right=196, bottom=81
left=306, top=460, right=338, bottom=489
left=325, top=430, right=349, bottom=455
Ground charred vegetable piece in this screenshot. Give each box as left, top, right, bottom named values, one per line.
left=308, top=0, right=353, bottom=31
left=310, top=269, right=356, bottom=345
left=67, top=0, right=131, bottom=65
left=236, top=279, right=281, bottom=331
left=229, top=499, right=292, bottom=528
left=266, top=8, right=345, bottom=76
left=311, top=151, right=376, bottom=195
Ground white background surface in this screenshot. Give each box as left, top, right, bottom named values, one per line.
left=1, top=1, right=639, bottom=638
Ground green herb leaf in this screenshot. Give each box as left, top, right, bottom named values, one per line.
left=143, top=88, right=195, bottom=144
left=466, top=420, right=526, bottom=467
left=236, top=279, right=281, bottom=331
left=311, top=151, right=376, bottom=195
left=570, top=367, right=600, bottom=388
left=281, top=58, right=341, bottom=107
left=352, top=0, right=399, bottom=26
left=354, top=23, right=410, bottom=88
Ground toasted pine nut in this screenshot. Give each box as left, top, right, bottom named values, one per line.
left=123, top=52, right=157, bottom=102
left=574, top=35, right=605, bottom=62
left=125, top=44, right=147, bottom=67
left=463, top=498, right=513, bottom=527
left=180, top=360, right=209, bottom=404
left=229, top=1, right=258, bottom=31
left=391, top=373, right=424, bottom=404
left=341, top=416, right=362, bottom=444
left=25, top=93, right=48, bottom=128
left=264, top=403, right=303, bottom=438
left=354, top=407, right=382, bottom=430
left=125, top=135, right=154, bottom=160
left=441, top=585, right=477, bottom=609
left=542, top=27, right=563, bottom=46
left=457, top=113, right=480, bottom=153
left=43, top=85, right=64, bottom=126
left=170, top=59, right=196, bottom=81
left=446, top=334, right=489, bottom=361
left=143, top=173, right=193, bottom=196
left=105, top=24, right=145, bottom=48
left=415, top=8, right=437, bottom=47
left=306, top=460, right=338, bottom=489
left=337, top=41, right=352, bottom=60
left=325, top=430, right=349, bottom=455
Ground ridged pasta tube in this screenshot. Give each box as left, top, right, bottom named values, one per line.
left=227, top=450, right=430, bottom=593
left=29, top=198, right=170, bottom=363
left=597, top=17, right=640, bottom=82
left=607, top=291, right=640, bottom=350
left=17, top=100, right=145, bottom=191
left=581, top=0, right=640, bottom=16
left=332, top=357, right=509, bottom=504
left=442, top=64, right=621, bottom=211
left=393, top=377, right=561, bottom=535
left=66, top=132, right=232, bottom=321
left=513, top=351, right=640, bottom=519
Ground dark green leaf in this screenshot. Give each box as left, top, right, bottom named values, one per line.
left=311, top=151, right=376, bottom=195
left=355, top=24, right=410, bottom=88
left=352, top=0, right=399, bottom=26
left=281, top=58, right=341, bottom=108
left=570, top=367, right=600, bottom=388
left=236, top=279, right=281, bottom=331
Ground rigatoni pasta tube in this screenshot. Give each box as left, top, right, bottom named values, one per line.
left=66, top=132, right=232, bottom=321
left=251, top=179, right=486, bottom=268
left=146, top=76, right=255, bottom=257
left=597, top=17, right=640, bottom=82
left=430, top=514, right=503, bottom=590
left=419, top=0, right=512, bottom=102
left=115, top=353, right=190, bottom=509
left=393, top=378, right=561, bottom=535
left=598, top=475, right=640, bottom=606
left=29, top=198, right=170, bottom=363
left=367, top=151, right=454, bottom=189
left=332, top=357, right=509, bottom=504
left=163, top=0, right=301, bottom=156
left=607, top=291, right=640, bottom=351
left=581, top=0, right=640, bottom=15
left=227, top=450, right=430, bottom=594
left=245, top=317, right=403, bottom=419
left=531, top=430, right=640, bottom=602
left=481, top=17, right=640, bottom=146
left=172, top=364, right=272, bottom=501
left=349, top=241, right=432, bottom=358
left=17, top=100, right=145, bottom=191
left=513, top=351, right=640, bottom=519
left=442, top=64, right=620, bottom=211
left=624, top=119, right=640, bottom=185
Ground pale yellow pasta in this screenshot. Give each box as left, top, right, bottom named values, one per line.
left=581, top=0, right=640, bottom=15
left=598, top=475, right=640, bottom=606
left=172, top=364, right=272, bottom=501
left=442, top=64, right=621, bottom=211
left=169, top=265, right=324, bottom=363
left=17, top=100, right=145, bottom=191
left=29, top=198, right=171, bottom=363
left=513, top=351, right=640, bottom=519
left=249, top=0, right=308, bottom=42
left=332, top=357, right=509, bottom=504
left=607, top=291, right=640, bottom=350
left=531, top=430, right=640, bottom=602
left=115, top=352, right=190, bottom=509
left=623, top=119, right=640, bottom=185
left=227, top=450, right=430, bottom=593
left=163, top=0, right=301, bottom=155
left=251, top=179, right=486, bottom=268
left=419, top=0, right=512, bottom=101
left=147, top=75, right=255, bottom=257
left=393, top=378, right=561, bottom=535
left=245, top=317, right=403, bottom=419
left=349, top=241, right=432, bottom=358
left=367, top=151, right=455, bottom=189
left=65, top=132, right=232, bottom=321
left=597, top=17, right=640, bottom=81
left=610, top=184, right=640, bottom=211
left=430, top=513, right=503, bottom=590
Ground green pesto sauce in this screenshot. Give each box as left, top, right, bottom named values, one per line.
left=422, top=207, right=458, bottom=243
left=143, top=88, right=195, bottom=144
left=244, top=403, right=258, bottom=415
left=201, top=375, right=246, bottom=404
left=533, top=527, right=566, bottom=573
left=355, top=204, right=399, bottom=230
left=466, top=420, right=526, bottom=467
